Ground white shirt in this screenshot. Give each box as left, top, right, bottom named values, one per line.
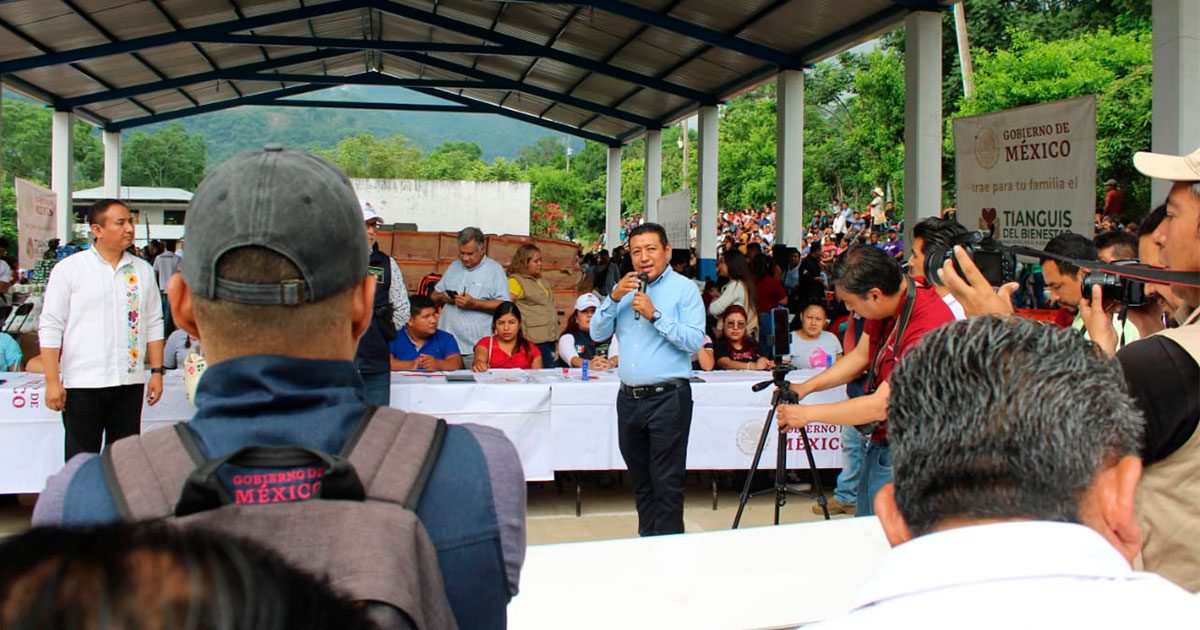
left=941, top=291, right=967, bottom=320
left=812, top=521, right=1200, bottom=629
left=38, top=248, right=165, bottom=388
left=0, top=259, right=13, bottom=284
left=434, top=256, right=510, bottom=355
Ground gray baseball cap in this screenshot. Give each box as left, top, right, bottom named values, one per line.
left=182, top=145, right=368, bottom=305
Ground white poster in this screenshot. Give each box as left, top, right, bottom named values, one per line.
left=953, top=95, right=1097, bottom=248
left=15, top=178, right=57, bottom=271
left=657, top=191, right=691, bottom=249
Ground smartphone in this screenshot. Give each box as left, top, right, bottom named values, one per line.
left=445, top=290, right=459, bottom=299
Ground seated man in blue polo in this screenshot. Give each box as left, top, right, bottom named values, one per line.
left=32, top=147, right=525, bottom=629
left=390, top=294, right=464, bottom=371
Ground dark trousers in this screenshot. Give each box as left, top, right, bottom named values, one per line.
left=535, top=342, right=556, bottom=368
left=616, top=383, right=693, bottom=536
left=62, top=384, right=145, bottom=460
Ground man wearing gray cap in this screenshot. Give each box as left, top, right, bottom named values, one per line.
left=355, top=206, right=410, bottom=405
left=32, top=147, right=527, bottom=628
left=1103, top=178, right=1125, bottom=219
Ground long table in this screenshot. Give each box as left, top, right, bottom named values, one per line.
left=0, top=369, right=846, bottom=493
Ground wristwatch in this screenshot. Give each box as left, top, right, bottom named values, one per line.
left=150, top=367, right=165, bottom=375
left=650, top=309, right=662, bottom=323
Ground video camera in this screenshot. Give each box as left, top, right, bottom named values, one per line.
left=1081, top=260, right=1147, bottom=307
left=925, top=230, right=1019, bottom=288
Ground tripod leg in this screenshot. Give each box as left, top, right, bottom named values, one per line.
left=774, top=427, right=787, bottom=525
left=732, top=403, right=779, bottom=529
left=799, top=426, right=830, bottom=520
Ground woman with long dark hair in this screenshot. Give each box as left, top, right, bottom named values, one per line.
left=708, top=249, right=759, bottom=338
left=471, top=301, right=544, bottom=371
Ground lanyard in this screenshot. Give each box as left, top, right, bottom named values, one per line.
left=865, top=277, right=917, bottom=395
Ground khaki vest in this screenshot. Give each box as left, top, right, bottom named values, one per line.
left=1134, top=304, right=1200, bottom=592
left=512, top=274, right=560, bottom=344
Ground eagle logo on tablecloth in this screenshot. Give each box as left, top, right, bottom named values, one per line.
left=736, top=420, right=762, bottom=456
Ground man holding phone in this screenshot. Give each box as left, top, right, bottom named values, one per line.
left=431, top=227, right=509, bottom=355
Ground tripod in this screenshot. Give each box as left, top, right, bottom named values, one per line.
left=732, top=367, right=829, bottom=528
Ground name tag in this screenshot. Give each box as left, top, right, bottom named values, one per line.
left=368, top=266, right=385, bottom=284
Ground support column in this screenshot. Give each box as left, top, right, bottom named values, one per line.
left=103, top=129, right=122, bottom=199
left=775, top=69, right=804, bottom=248
left=903, top=10, right=943, bottom=248
left=51, top=111, right=74, bottom=243
left=697, top=105, right=719, bottom=280
left=643, top=128, right=663, bottom=223
left=1151, top=0, right=1200, bottom=203
left=605, top=146, right=622, bottom=250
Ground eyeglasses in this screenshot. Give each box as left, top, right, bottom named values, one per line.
left=726, top=321, right=747, bottom=329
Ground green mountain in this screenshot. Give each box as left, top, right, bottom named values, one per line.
left=137, top=85, right=583, bottom=165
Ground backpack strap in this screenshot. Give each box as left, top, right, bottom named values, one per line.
left=101, top=423, right=205, bottom=521
left=344, top=406, right=448, bottom=510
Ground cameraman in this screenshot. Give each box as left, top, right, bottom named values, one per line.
left=908, top=217, right=969, bottom=320
left=776, top=246, right=955, bottom=516
left=944, top=146, right=1200, bottom=592
left=1041, top=232, right=1140, bottom=344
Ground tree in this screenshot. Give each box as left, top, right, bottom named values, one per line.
left=316, top=133, right=421, bottom=179
left=416, top=141, right=487, bottom=180
left=719, top=84, right=777, bottom=212
left=953, top=28, right=1152, bottom=216
left=122, top=124, right=207, bottom=189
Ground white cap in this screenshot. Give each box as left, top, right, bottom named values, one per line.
left=574, top=293, right=601, bottom=312
left=363, top=207, right=383, bottom=224
left=1134, top=147, right=1200, bottom=183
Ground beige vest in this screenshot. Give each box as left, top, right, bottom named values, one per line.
left=1134, top=304, right=1200, bottom=592
left=512, top=275, right=559, bottom=344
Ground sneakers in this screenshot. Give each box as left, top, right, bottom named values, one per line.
left=813, top=497, right=855, bottom=515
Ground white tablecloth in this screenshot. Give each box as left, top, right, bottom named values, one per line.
left=509, top=516, right=889, bottom=629
left=0, top=369, right=847, bottom=493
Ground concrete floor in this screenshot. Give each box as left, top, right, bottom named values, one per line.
left=0, top=473, right=851, bottom=544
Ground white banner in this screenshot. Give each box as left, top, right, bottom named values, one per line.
left=953, top=95, right=1097, bottom=248
left=0, top=370, right=846, bottom=493
left=15, top=178, right=58, bottom=271
left=657, top=191, right=691, bottom=249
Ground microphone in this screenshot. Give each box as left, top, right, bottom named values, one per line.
left=633, top=273, right=649, bottom=320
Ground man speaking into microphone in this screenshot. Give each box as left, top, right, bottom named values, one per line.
left=591, top=223, right=706, bottom=536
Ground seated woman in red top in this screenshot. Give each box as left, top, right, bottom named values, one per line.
left=714, top=305, right=776, bottom=371
left=472, top=302, right=545, bottom=371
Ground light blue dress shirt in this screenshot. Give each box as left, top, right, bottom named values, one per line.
left=590, top=266, right=705, bottom=386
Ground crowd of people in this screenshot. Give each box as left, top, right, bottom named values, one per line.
left=3, top=138, right=1198, bottom=628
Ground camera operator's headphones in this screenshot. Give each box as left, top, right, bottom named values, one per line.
left=856, top=276, right=917, bottom=438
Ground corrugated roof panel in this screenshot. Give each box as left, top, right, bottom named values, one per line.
left=668, top=0, right=767, bottom=37
left=276, top=9, right=362, bottom=36
left=568, top=74, right=635, bottom=107
left=73, top=54, right=163, bottom=87
left=83, top=1, right=174, bottom=40
left=520, top=58, right=593, bottom=91
left=621, top=88, right=689, bottom=120
left=13, top=66, right=108, bottom=96
left=15, top=8, right=111, bottom=51
left=0, top=33, right=46, bottom=62
left=586, top=116, right=636, bottom=137
left=744, top=0, right=898, bottom=57
left=153, top=0, right=235, bottom=29
left=492, top=3, right=578, bottom=45
left=137, top=42, right=214, bottom=77
left=131, top=87, right=195, bottom=111
left=0, top=1, right=67, bottom=27
left=89, top=100, right=146, bottom=120
left=236, top=0, right=311, bottom=20
left=198, top=44, right=279, bottom=68
left=665, top=55, right=745, bottom=92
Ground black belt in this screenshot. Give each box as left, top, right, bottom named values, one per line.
left=620, top=379, right=689, bottom=400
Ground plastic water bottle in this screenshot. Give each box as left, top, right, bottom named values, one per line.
left=579, top=346, right=589, bottom=381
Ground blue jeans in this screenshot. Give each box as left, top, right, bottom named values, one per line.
left=833, top=425, right=865, bottom=505
left=360, top=371, right=391, bottom=407
left=854, top=441, right=892, bottom=518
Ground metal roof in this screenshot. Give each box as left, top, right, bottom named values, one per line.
left=0, top=0, right=950, bottom=146
left=73, top=185, right=194, bottom=201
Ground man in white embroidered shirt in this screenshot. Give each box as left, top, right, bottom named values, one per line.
left=38, top=199, right=165, bottom=460
left=814, top=316, right=1199, bottom=628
